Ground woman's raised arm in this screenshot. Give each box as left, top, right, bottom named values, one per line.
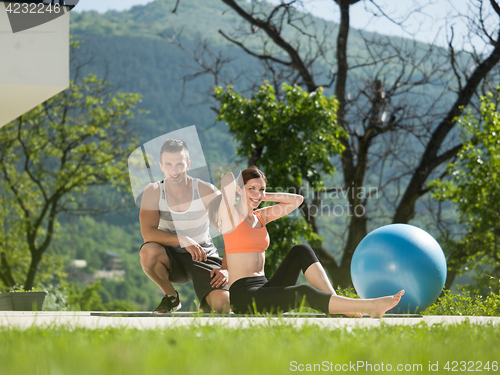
left=209, top=172, right=243, bottom=234
left=258, top=192, right=304, bottom=224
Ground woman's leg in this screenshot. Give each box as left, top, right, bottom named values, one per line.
left=230, top=277, right=404, bottom=317
left=264, top=244, right=405, bottom=317
left=303, top=262, right=336, bottom=294
left=239, top=285, right=404, bottom=317
left=267, top=244, right=320, bottom=287
left=256, top=244, right=331, bottom=313
left=231, top=278, right=332, bottom=314
left=269, top=243, right=336, bottom=294
left=297, top=248, right=405, bottom=317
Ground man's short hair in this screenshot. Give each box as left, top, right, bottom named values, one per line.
left=159, top=139, right=190, bottom=162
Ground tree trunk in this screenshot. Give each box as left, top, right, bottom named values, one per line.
left=24, top=251, right=42, bottom=290
left=299, top=198, right=341, bottom=283
left=313, top=244, right=342, bottom=284
left=248, top=143, right=263, bottom=167
left=444, top=269, right=458, bottom=291
left=0, top=252, right=16, bottom=288
left=333, top=1, right=361, bottom=287
left=337, top=215, right=367, bottom=287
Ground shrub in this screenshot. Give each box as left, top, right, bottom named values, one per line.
left=335, top=287, right=359, bottom=299
left=423, top=289, right=500, bottom=316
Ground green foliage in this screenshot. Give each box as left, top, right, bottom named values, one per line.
left=50, top=215, right=140, bottom=273
left=41, top=284, right=71, bottom=311
left=7, top=287, right=45, bottom=293
left=430, top=89, right=500, bottom=280
left=216, top=83, right=344, bottom=189
left=66, top=281, right=137, bottom=312
left=423, top=289, right=500, bottom=316
left=460, top=273, right=500, bottom=298
left=335, top=287, right=359, bottom=298
left=0, top=192, right=32, bottom=291
left=68, top=281, right=106, bottom=311
left=41, top=281, right=137, bottom=312
left=67, top=33, right=238, bottom=175
left=102, top=299, right=138, bottom=312
left=0, top=73, right=142, bottom=290
left=49, top=216, right=150, bottom=310
left=432, top=89, right=500, bottom=234
left=72, top=0, right=241, bottom=43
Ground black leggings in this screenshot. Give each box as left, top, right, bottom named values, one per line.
left=229, top=244, right=332, bottom=314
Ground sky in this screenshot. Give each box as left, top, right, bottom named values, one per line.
left=74, top=0, right=489, bottom=51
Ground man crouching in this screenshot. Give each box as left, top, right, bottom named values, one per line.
left=139, top=139, right=229, bottom=313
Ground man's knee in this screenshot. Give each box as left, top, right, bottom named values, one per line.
left=140, top=243, right=170, bottom=270
left=205, top=290, right=230, bottom=313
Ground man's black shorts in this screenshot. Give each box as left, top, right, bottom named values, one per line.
left=140, top=242, right=229, bottom=305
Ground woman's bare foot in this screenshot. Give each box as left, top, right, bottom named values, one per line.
left=368, top=290, right=405, bottom=318
left=343, top=312, right=363, bottom=318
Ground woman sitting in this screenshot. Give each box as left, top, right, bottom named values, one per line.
left=209, top=166, right=404, bottom=317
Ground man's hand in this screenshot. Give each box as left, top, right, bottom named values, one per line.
left=210, top=268, right=228, bottom=288
left=179, top=236, right=207, bottom=262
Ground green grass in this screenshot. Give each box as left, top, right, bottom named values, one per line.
left=1, top=322, right=499, bottom=374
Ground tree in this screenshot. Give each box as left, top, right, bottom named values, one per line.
left=0, top=74, right=142, bottom=290
left=431, top=88, right=500, bottom=289
left=167, top=0, right=500, bottom=287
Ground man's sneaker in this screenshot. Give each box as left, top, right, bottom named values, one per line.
left=198, top=302, right=212, bottom=314
left=153, top=291, right=181, bottom=313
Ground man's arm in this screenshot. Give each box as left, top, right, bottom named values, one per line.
left=198, top=179, right=220, bottom=208
left=140, top=183, right=179, bottom=245
left=139, top=183, right=207, bottom=261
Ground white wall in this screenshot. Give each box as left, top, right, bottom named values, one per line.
left=0, top=3, right=69, bottom=128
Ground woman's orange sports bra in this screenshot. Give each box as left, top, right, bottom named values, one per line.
left=223, top=210, right=270, bottom=254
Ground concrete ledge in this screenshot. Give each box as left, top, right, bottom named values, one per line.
left=1, top=311, right=498, bottom=330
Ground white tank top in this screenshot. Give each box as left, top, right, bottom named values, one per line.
left=157, top=177, right=217, bottom=257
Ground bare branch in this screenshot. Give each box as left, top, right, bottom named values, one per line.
left=219, top=30, right=292, bottom=66
left=490, top=0, right=500, bottom=16
left=480, top=0, right=498, bottom=45
left=448, top=27, right=464, bottom=92
left=220, top=0, right=317, bottom=90
left=171, top=0, right=180, bottom=14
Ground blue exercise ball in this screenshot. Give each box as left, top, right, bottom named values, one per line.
left=351, top=224, right=447, bottom=313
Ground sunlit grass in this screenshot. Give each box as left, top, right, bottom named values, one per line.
left=0, top=321, right=499, bottom=374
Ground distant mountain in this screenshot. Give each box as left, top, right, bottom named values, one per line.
left=71, top=0, right=252, bottom=159
left=71, top=0, right=449, bottom=144
left=72, top=0, right=245, bottom=43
